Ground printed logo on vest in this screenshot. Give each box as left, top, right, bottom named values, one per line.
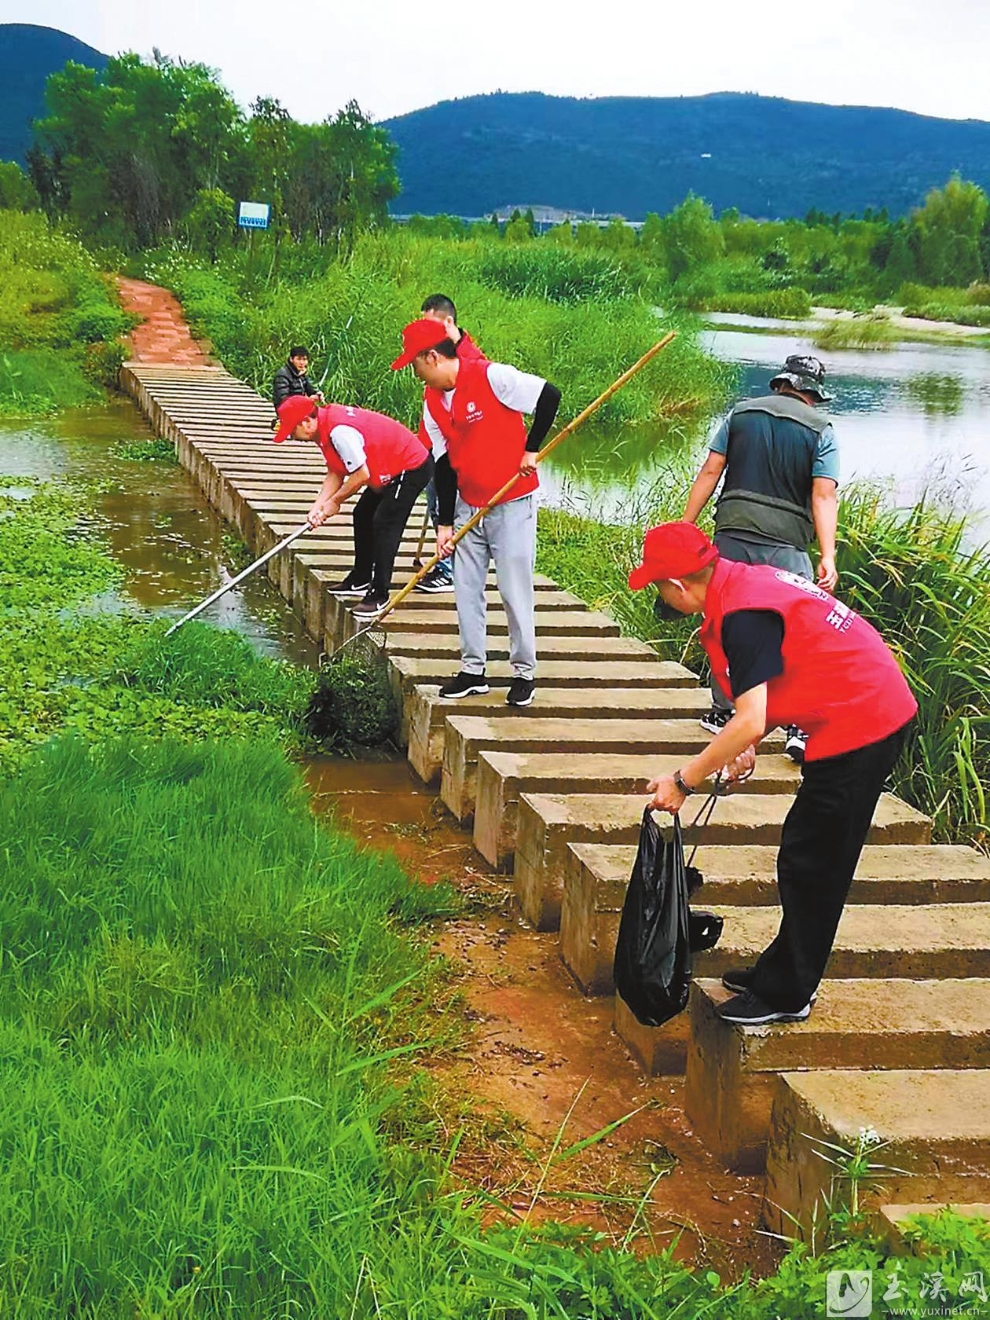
left=465, top=401, right=484, bottom=423
left=774, top=570, right=830, bottom=601
left=825, top=601, right=853, bottom=633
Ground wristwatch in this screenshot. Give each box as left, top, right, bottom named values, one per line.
left=673, top=769, right=695, bottom=796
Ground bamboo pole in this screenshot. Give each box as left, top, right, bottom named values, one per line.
left=367, top=331, right=677, bottom=628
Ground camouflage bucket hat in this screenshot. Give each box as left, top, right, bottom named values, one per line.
left=769, top=353, right=833, bottom=403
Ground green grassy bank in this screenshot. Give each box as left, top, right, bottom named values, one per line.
left=0, top=210, right=133, bottom=414
left=142, top=231, right=733, bottom=431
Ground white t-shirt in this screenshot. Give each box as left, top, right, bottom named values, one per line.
left=422, top=362, right=546, bottom=459
left=329, top=423, right=367, bottom=472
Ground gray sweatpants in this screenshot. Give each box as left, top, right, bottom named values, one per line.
left=711, top=531, right=814, bottom=712
left=454, top=493, right=536, bottom=679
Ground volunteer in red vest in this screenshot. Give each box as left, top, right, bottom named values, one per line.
left=273, top=394, right=432, bottom=617
left=414, top=293, right=486, bottom=594
left=391, top=318, right=560, bottom=708
left=628, top=522, right=917, bottom=1025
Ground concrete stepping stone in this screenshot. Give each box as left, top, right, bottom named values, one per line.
left=387, top=657, right=697, bottom=744
left=412, top=689, right=712, bottom=787
left=560, top=842, right=990, bottom=995
left=514, top=790, right=929, bottom=931
left=685, top=978, right=990, bottom=1173
left=379, top=632, right=655, bottom=668
left=763, top=1069, right=990, bottom=1240
left=383, top=608, right=619, bottom=639
left=615, top=905, right=990, bottom=1075
left=474, top=748, right=798, bottom=867
left=441, top=717, right=716, bottom=824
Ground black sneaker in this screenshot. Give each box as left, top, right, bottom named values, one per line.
left=716, top=990, right=812, bottom=1025
left=506, top=677, right=535, bottom=707
left=700, top=706, right=733, bottom=734
left=329, top=573, right=371, bottom=599
left=415, top=565, right=454, bottom=593
left=351, top=592, right=389, bottom=618
left=784, top=725, right=807, bottom=764
left=439, top=671, right=490, bottom=698
left=721, top=966, right=756, bottom=994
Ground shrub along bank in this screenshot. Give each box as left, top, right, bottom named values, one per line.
left=142, top=230, right=734, bottom=432
left=0, top=210, right=134, bottom=413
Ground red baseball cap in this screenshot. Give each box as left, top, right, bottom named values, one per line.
left=390, top=318, right=450, bottom=370
left=628, top=522, right=719, bottom=590
left=272, top=394, right=319, bottom=444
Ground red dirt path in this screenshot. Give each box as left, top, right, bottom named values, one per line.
left=117, top=277, right=213, bottom=366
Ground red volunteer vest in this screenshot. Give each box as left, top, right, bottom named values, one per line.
left=700, top=557, right=917, bottom=762
left=317, top=404, right=425, bottom=491
left=418, top=331, right=487, bottom=451
left=425, top=359, right=538, bottom=509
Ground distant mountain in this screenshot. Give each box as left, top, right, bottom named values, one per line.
left=0, top=24, right=108, bottom=164
left=383, top=92, right=990, bottom=220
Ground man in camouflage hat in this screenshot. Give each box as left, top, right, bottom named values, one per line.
left=682, top=354, right=839, bottom=763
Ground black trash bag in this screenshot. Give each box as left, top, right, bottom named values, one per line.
left=613, top=807, right=693, bottom=1027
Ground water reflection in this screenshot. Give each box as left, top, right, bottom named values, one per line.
left=700, top=328, right=990, bottom=517
left=0, top=397, right=318, bottom=665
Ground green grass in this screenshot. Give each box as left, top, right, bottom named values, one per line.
left=812, top=315, right=898, bottom=351
left=0, top=479, right=318, bottom=771
left=695, top=288, right=812, bottom=319
left=0, top=210, right=134, bottom=414
left=0, top=734, right=467, bottom=1316
left=143, top=231, right=734, bottom=430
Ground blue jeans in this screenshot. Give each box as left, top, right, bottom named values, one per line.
left=426, top=480, right=453, bottom=582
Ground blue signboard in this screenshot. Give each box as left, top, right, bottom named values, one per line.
left=238, top=202, right=271, bottom=230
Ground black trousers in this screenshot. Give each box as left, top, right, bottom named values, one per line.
left=352, top=456, right=432, bottom=597
left=751, top=721, right=911, bottom=1012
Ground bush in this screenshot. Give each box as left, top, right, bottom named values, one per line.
left=142, top=230, right=733, bottom=429
left=475, top=244, right=633, bottom=303
left=695, top=288, right=813, bottom=319
left=305, top=649, right=399, bottom=747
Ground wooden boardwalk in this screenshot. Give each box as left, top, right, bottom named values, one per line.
left=120, top=357, right=990, bottom=1242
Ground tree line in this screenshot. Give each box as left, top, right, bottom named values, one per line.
left=0, top=46, right=987, bottom=303
left=1, top=50, right=398, bottom=253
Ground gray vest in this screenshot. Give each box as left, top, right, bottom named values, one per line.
left=714, top=393, right=829, bottom=547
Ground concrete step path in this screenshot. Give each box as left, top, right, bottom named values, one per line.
left=441, top=716, right=718, bottom=824
left=475, top=750, right=801, bottom=869
left=514, top=791, right=929, bottom=931
left=685, top=978, right=990, bottom=1173
left=383, top=609, right=620, bottom=639
left=378, top=632, right=656, bottom=668
left=411, top=688, right=713, bottom=787
left=763, top=1070, right=990, bottom=1240
left=387, top=656, right=696, bottom=745
left=560, top=842, right=990, bottom=995
left=614, top=904, right=990, bottom=1076
left=300, top=571, right=559, bottom=650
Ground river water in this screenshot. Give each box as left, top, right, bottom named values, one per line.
left=539, top=324, right=990, bottom=529
left=0, top=397, right=317, bottom=664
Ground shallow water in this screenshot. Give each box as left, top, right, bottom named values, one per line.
left=538, top=326, right=990, bottom=527
left=0, top=396, right=318, bottom=665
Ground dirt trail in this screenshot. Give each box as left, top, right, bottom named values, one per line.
left=307, top=757, right=782, bottom=1281
left=117, top=277, right=213, bottom=366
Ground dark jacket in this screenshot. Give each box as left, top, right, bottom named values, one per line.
left=273, top=361, right=319, bottom=408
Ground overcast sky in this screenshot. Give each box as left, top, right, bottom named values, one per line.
left=4, top=0, right=990, bottom=125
